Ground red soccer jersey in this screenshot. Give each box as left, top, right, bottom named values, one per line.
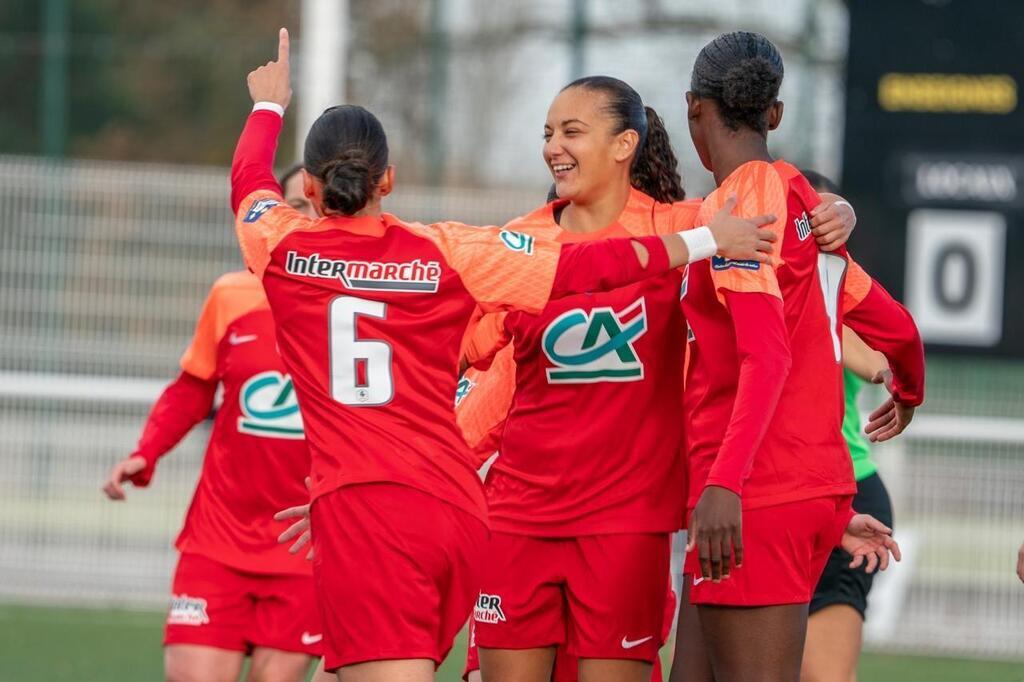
left=135, top=271, right=313, bottom=575
left=459, top=190, right=700, bottom=536
left=230, top=110, right=675, bottom=524
left=683, top=160, right=924, bottom=510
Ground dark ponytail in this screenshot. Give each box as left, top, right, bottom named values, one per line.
left=631, top=106, right=684, bottom=202
left=690, top=31, right=784, bottom=135
left=562, top=76, right=685, bottom=203
left=303, top=105, right=389, bottom=215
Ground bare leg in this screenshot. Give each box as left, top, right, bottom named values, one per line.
left=668, top=579, right=714, bottom=682
left=479, top=647, right=556, bottom=682
left=801, top=605, right=862, bottom=682
left=247, top=647, right=315, bottom=682
left=699, top=604, right=807, bottom=682
left=336, top=658, right=435, bottom=682
left=164, top=644, right=245, bottom=682
left=578, top=658, right=653, bottom=682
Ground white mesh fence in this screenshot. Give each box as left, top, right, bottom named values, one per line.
left=0, top=156, right=1022, bottom=661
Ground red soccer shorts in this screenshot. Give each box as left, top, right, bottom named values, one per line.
left=164, top=552, right=322, bottom=656
left=311, top=483, right=488, bottom=672
left=464, top=589, right=673, bottom=681
left=686, top=495, right=854, bottom=606
left=474, top=531, right=671, bottom=663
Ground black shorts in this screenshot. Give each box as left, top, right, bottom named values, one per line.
left=809, top=472, right=893, bottom=620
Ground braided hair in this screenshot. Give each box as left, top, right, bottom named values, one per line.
left=690, top=31, right=784, bottom=135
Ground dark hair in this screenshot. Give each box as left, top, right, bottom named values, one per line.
left=303, top=105, right=389, bottom=215
left=277, top=163, right=304, bottom=188
left=562, top=76, right=685, bottom=202
left=800, top=168, right=840, bottom=195
left=691, top=31, right=784, bottom=135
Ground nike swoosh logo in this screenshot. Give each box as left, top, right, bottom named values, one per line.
left=621, top=635, right=653, bottom=649
left=229, top=333, right=258, bottom=345
left=301, top=632, right=323, bottom=645
left=692, top=575, right=706, bottom=586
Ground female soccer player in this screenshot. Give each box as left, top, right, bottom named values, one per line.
left=452, top=77, right=857, bottom=682
left=669, top=31, right=924, bottom=682
left=103, top=165, right=325, bottom=682
left=234, top=29, right=775, bottom=682
left=799, top=171, right=899, bottom=682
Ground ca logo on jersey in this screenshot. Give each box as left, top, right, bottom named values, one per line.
left=541, top=297, right=648, bottom=383
left=237, top=371, right=304, bottom=439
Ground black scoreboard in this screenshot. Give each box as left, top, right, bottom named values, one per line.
left=841, top=0, right=1024, bottom=356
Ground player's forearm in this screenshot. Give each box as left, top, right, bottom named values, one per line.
left=230, top=107, right=285, bottom=213
left=550, top=235, right=671, bottom=299
left=129, top=371, right=217, bottom=487
left=705, top=292, right=792, bottom=496
left=842, top=326, right=888, bottom=382
left=844, top=283, right=925, bottom=407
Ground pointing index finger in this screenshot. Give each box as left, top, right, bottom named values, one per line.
left=278, top=27, right=290, bottom=64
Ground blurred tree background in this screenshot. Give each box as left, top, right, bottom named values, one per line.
left=0, top=1, right=457, bottom=176
left=0, top=0, right=302, bottom=165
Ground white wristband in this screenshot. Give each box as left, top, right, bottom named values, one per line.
left=678, top=226, right=718, bottom=263
left=252, top=101, right=285, bottom=117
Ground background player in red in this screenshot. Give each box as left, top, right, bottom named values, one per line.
left=668, top=32, right=923, bottom=682
left=102, top=265, right=324, bottom=680
left=236, top=29, right=776, bottom=682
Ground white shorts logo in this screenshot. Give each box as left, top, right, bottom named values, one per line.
left=167, top=594, right=210, bottom=626
left=474, top=592, right=507, bottom=624
left=621, top=635, right=654, bottom=649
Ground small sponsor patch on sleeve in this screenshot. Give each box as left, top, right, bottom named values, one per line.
left=499, top=229, right=535, bottom=255
left=243, top=198, right=280, bottom=223
left=455, top=376, right=476, bottom=407
left=711, top=256, right=761, bottom=271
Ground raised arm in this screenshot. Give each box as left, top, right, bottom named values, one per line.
left=231, top=28, right=292, bottom=213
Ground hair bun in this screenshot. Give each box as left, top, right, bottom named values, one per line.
left=721, top=56, right=781, bottom=112
left=321, top=148, right=373, bottom=215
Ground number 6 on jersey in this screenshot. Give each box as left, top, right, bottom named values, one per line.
left=329, top=297, right=394, bottom=406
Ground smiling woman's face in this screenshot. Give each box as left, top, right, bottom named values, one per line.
left=543, top=87, right=637, bottom=205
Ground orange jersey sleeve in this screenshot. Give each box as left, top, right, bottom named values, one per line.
left=696, top=161, right=787, bottom=300
left=841, top=257, right=873, bottom=313
left=401, top=220, right=562, bottom=314
left=455, top=343, right=517, bottom=462
left=235, top=189, right=330, bottom=278
left=460, top=310, right=511, bottom=370
left=179, top=271, right=268, bottom=380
